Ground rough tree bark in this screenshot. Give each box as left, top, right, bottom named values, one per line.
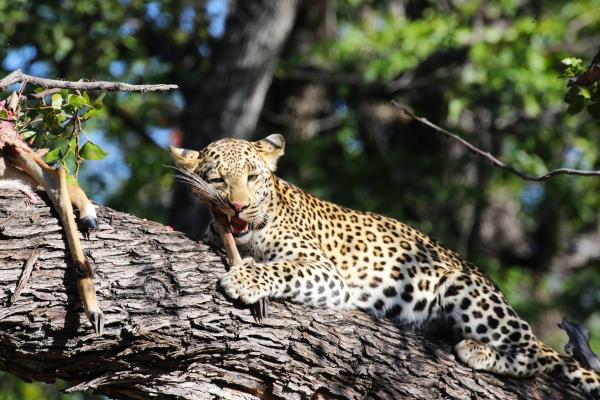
left=170, top=0, right=299, bottom=239
left=0, top=189, right=585, bottom=400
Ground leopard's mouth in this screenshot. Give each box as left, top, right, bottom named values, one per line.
left=212, top=210, right=255, bottom=244
left=228, top=215, right=254, bottom=237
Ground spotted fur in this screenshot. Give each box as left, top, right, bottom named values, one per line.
left=172, top=135, right=600, bottom=399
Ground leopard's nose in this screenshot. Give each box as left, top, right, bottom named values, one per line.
left=230, top=201, right=248, bottom=213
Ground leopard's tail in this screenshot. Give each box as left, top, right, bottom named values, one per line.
left=539, top=342, right=600, bottom=399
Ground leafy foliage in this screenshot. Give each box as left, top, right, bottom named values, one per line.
left=561, top=56, right=600, bottom=119
left=14, top=89, right=107, bottom=178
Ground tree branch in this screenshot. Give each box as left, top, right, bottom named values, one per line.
left=0, top=70, right=178, bottom=92
left=394, top=102, right=600, bottom=181
left=0, top=188, right=587, bottom=400
left=559, top=318, right=600, bottom=374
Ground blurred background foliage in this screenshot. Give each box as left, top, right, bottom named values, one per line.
left=1, top=0, right=600, bottom=398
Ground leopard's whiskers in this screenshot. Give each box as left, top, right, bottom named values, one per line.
left=168, top=165, right=229, bottom=212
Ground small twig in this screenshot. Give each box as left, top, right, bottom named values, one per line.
left=1, top=69, right=178, bottom=92
left=10, top=250, right=39, bottom=304
left=558, top=318, right=600, bottom=373
left=393, top=101, right=600, bottom=182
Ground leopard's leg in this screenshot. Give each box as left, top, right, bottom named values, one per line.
left=438, top=271, right=541, bottom=377
left=439, top=271, right=600, bottom=396
left=220, top=255, right=352, bottom=309
left=454, top=338, right=543, bottom=377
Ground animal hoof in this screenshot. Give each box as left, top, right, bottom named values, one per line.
left=80, top=216, right=99, bottom=231
left=89, top=310, right=104, bottom=335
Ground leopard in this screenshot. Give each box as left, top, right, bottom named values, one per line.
left=170, top=134, right=600, bottom=399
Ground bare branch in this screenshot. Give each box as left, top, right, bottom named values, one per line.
left=559, top=318, right=600, bottom=374
left=394, top=102, right=600, bottom=182
left=0, top=69, right=178, bottom=92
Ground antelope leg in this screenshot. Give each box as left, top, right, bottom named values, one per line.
left=214, top=214, right=269, bottom=320
left=67, top=182, right=98, bottom=231
left=7, top=147, right=104, bottom=334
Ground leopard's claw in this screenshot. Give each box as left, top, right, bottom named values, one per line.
left=253, top=298, right=269, bottom=321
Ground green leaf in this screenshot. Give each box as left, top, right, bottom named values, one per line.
left=44, top=146, right=62, bottom=163
left=68, top=137, right=77, bottom=152
left=0, top=110, right=7, bottom=119
left=92, top=93, right=105, bottom=109
left=51, top=93, right=63, bottom=108
left=67, top=94, right=88, bottom=107
left=564, top=86, right=588, bottom=114
left=561, top=57, right=583, bottom=67
left=21, top=130, right=37, bottom=140
left=80, top=140, right=108, bottom=160
left=580, top=87, right=591, bottom=100
left=564, top=86, right=581, bottom=104
left=62, top=150, right=77, bottom=176
left=81, top=108, right=99, bottom=120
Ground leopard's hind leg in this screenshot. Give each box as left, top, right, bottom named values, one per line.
left=454, top=338, right=543, bottom=377
left=438, top=271, right=542, bottom=377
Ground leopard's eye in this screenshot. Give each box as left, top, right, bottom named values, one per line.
left=207, top=176, right=224, bottom=184
left=247, top=174, right=259, bottom=182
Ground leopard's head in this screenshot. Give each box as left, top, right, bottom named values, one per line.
left=170, top=134, right=285, bottom=244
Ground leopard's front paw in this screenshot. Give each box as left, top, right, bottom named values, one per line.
left=219, top=264, right=271, bottom=305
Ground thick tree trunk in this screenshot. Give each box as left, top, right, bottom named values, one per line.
left=0, top=189, right=585, bottom=400
left=170, top=0, right=299, bottom=239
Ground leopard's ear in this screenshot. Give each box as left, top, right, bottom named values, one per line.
left=253, top=134, right=285, bottom=171
left=169, top=145, right=202, bottom=172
